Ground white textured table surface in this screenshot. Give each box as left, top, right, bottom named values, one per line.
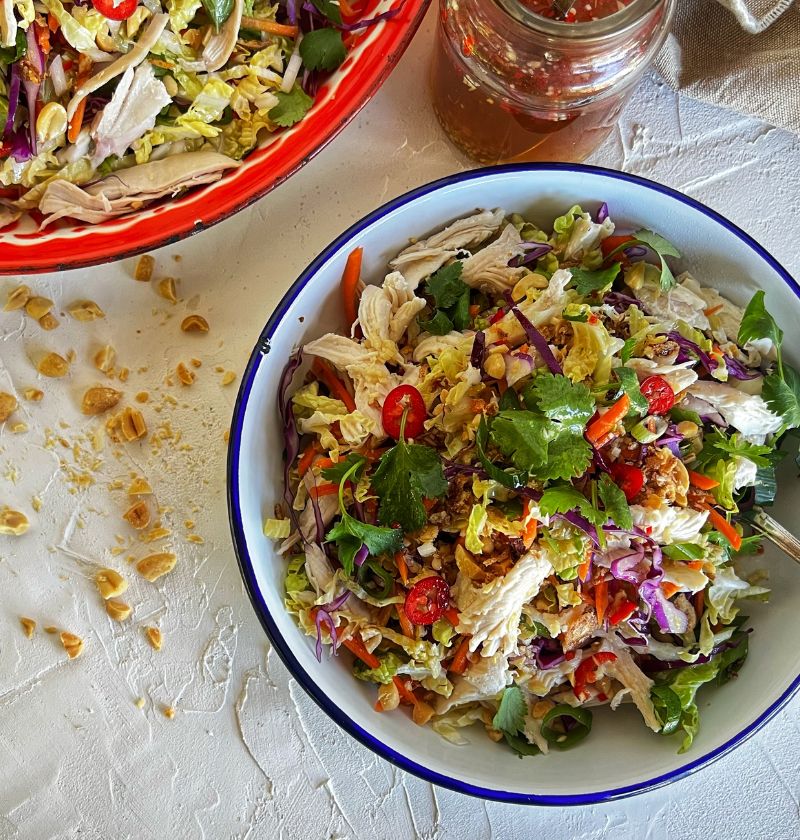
left=2, top=8, right=800, bottom=839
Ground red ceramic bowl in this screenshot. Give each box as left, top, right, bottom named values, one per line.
left=0, top=0, right=430, bottom=275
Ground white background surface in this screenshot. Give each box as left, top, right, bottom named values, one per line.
left=1, top=7, right=799, bottom=839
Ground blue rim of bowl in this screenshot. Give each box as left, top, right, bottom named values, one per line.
left=227, top=162, right=800, bottom=806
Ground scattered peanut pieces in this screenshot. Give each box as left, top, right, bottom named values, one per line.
left=60, top=631, right=84, bottom=659
left=190, top=358, right=202, bottom=368
left=181, top=314, right=209, bottom=333
left=145, top=626, right=162, bottom=651
left=82, top=386, right=122, bottom=416
left=105, top=599, right=132, bottom=622
left=44, top=625, right=58, bottom=634
left=0, top=508, right=29, bottom=536
left=95, top=568, right=128, bottom=600
left=176, top=362, right=195, bottom=386
left=22, top=388, right=43, bottom=402
left=39, top=313, right=59, bottom=331
left=114, top=406, right=147, bottom=442
left=134, top=697, right=146, bottom=709
left=136, top=552, right=176, bottom=582
left=128, top=477, right=152, bottom=495
left=94, top=345, right=116, bottom=374
left=4, top=285, right=30, bottom=311
left=19, top=616, right=36, bottom=638
left=221, top=371, right=236, bottom=386
left=223, top=430, right=230, bottom=443
left=0, top=391, right=17, bottom=422
left=157, top=277, right=178, bottom=304
left=67, top=300, right=105, bottom=321
left=37, top=352, right=69, bottom=378
left=25, top=296, right=53, bottom=320
left=162, top=705, right=175, bottom=720
left=118, top=367, right=130, bottom=382
left=123, top=500, right=150, bottom=530
left=135, top=255, right=155, bottom=282
left=135, top=391, right=149, bottom=403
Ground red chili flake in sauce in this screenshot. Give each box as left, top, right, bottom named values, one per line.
left=523, top=0, right=633, bottom=22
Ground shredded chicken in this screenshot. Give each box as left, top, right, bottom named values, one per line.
left=600, top=638, right=661, bottom=732
left=460, top=223, right=527, bottom=292
left=435, top=652, right=510, bottom=714
left=635, top=276, right=711, bottom=330
left=687, top=380, right=782, bottom=438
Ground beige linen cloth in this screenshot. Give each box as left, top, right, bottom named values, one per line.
left=655, top=0, right=800, bottom=133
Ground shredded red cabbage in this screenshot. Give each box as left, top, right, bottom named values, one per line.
left=4, top=62, right=21, bottom=138
left=24, top=27, right=43, bottom=155
left=508, top=300, right=562, bottom=375
left=470, top=331, right=486, bottom=370
left=10, top=130, right=31, bottom=163
left=508, top=242, right=553, bottom=268
left=608, top=545, right=648, bottom=584
left=278, top=350, right=305, bottom=533
left=723, top=354, right=759, bottom=380
left=603, top=290, right=641, bottom=313
left=354, top=544, right=369, bottom=568
left=314, top=608, right=338, bottom=661
left=596, top=202, right=608, bottom=223
left=669, top=330, right=718, bottom=374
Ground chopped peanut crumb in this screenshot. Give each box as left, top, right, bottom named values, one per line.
left=145, top=626, right=162, bottom=650
left=135, top=255, right=155, bottom=282
left=19, top=617, right=36, bottom=638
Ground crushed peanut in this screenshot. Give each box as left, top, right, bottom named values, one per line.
left=67, top=300, right=105, bottom=321
left=135, top=391, right=149, bottom=403
left=60, top=631, right=84, bottom=659
left=22, top=388, right=43, bottom=401
left=145, top=626, right=162, bottom=650
left=135, top=255, right=155, bottom=282
left=134, top=697, right=146, bottom=709
left=105, top=599, right=132, bottom=622
left=221, top=371, right=236, bottom=386
left=223, top=430, right=230, bottom=443
left=118, top=407, right=147, bottom=441
left=123, top=500, right=151, bottom=530
left=11, top=422, right=27, bottom=434
left=25, top=296, right=54, bottom=320
left=136, top=552, right=176, bottom=582
left=176, top=362, right=195, bottom=386
left=141, top=526, right=170, bottom=542
left=82, top=386, right=123, bottom=415
left=44, top=626, right=58, bottom=634
left=38, top=313, right=59, bottom=331
left=19, top=616, right=36, bottom=638
left=0, top=508, right=29, bottom=535
left=94, top=345, right=116, bottom=373
left=181, top=314, right=209, bottom=333
left=37, top=352, right=69, bottom=378
left=0, top=391, right=17, bottom=422
left=190, top=358, right=202, bottom=368
left=127, top=477, right=152, bottom=495
left=162, top=705, right=175, bottom=720
left=4, top=285, right=30, bottom=311
left=118, top=367, right=130, bottom=382
left=157, top=277, right=178, bottom=304
left=95, top=568, right=128, bottom=600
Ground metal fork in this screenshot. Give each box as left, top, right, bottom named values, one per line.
left=551, top=0, right=577, bottom=19
left=750, top=506, right=800, bottom=565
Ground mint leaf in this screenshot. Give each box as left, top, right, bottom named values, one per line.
left=424, top=261, right=466, bottom=310
left=300, top=28, right=346, bottom=72
left=538, top=484, right=607, bottom=527
left=737, top=290, right=783, bottom=350
left=268, top=86, right=314, bottom=128
left=569, top=263, right=620, bottom=297
left=321, top=454, right=367, bottom=484
left=632, top=229, right=681, bottom=292
left=613, top=367, right=649, bottom=416
left=310, top=0, right=342, bottom=23
left=372, top=439, right=448, bottom=532
left=763, top=366, right=800, bottom=429
left=523, top=374, right=595, bottom=430
left=493, top=686, right=527, bottom=737
left=598, top=473, right=632, bottom=530
left=326, top=513, right=403, bottom=577
left=418, top=310, right=454, bottom=335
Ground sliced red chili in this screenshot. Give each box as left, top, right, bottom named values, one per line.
left=640, top=375, right=675, bottom=415
left=382, top=384, right=426, bottom=440
left=404, top=576, right=451, bottom=625
left=610, top=462, right=645, bottom=503
left=573, top=651, right=617, bottom=699
left=92, top=0, right=138, bottom=20
left=608, top=599, right=637, bottom=626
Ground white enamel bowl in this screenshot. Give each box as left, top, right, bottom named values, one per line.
left=228, top=164, right=800, bottom=804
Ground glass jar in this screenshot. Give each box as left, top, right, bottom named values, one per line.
left=431, top=0, right=675, bottom=164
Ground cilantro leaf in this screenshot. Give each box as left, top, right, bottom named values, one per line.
left=620, top=337, right=638, bottom=365
left=502, top=732, right=541, bottom=757
left=299, top=28, right=346, bottom=72
left=326, top=513, right=403, bottom=577
left=372, top=439, right=448, bottom=532
left=737, top=290, right=783, bottom=351
left=476, top=416, right=529, bottom=490
left=598, top=473, right=632, bottom=530
left=763, top=365, right=800, bottom=429
left=309, top=0, right=342, bottom=23
left=418, top=310, right=454, bottom=336
left=493, top=686, right=527, bottom=737
left=633, top=229, right=681, bottom=292
left=424, top=261, right=467, bottom=310
left=321, top=454, right=367, bottom=484
left=696, top=428, right=775, bottom=469
left=201, top=0, right=233, bottom=29
left=523, top=374, right=595, bottom=429
left=543, top=428, right=593, bottom=481
left=538, top=484, right=607, bottom=527
left=268, top=86, right=314, bottom=128
left=569, top=263, right=620, bottom=297
left=0, top=30, right=26, bottom=64
left=451, top=287, right=471, bottom=331
left=613, top=367, right=649, bottom=416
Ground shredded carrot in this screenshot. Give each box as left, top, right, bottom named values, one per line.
left=701, top=503, right=743, bottom=551
left=340, top=247, right=364, bottom=328
left=422, top=497, right=437, bottom=513
left=312, top=456, right=337, bottom=473
left=67, top=63, right=92, bottom=144
left=449, top=636, right=471, bottom=674
left=594, top=579, right=609, bottom=624
left=468, top=304, right=481, bottom=318
left=577, top=559, right=591, bottom=581
left=586, top=394, right=629, bottom=445
left=297, top=441, right=322, bottom=477
left=149, top=58, right=175, bottom=70
left=312, top=357, right=357, bottom=413
left=308, top=482, right=339, bottom=500
left=241, top=16, right=299, bottom=37
left=444, top=607, right=460, bottom=627
left=661, top=581, right=681, bottom=599
left=686, top=560, right=705, bottom=571
left=395, top=551, right=409, bottom=586
left=358, top=447, right=388, bottom=461
left=601, top=234, right=635, bottom=264
left=703, top=303, right=724, bottom=317
left=688, top=470, right=720, bottom=491
left=393, top=676, right=417, bottom=706
left=396, top=602, right=414, bottom=638
left=341, top=634, right=380, bottom=669
left=694, top=590, right=704, bottom=620
left=48, top=12, right=58, bottom=31
left=35, top=21, right=50, bottom=55
left=339, top=0, right=361, bottom=17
